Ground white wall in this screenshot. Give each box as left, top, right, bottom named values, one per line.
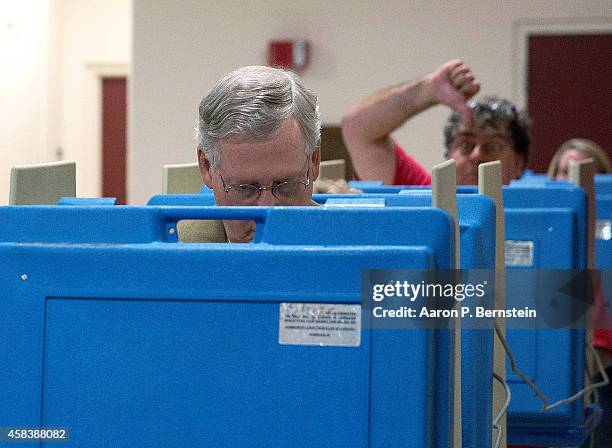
left=56, top=0, right=131, bottom=197
left=0, top=0, right=130, bottom=204
left=0, top=0, right=50, bottom=204
left=131, top=0, right=611, bottom=204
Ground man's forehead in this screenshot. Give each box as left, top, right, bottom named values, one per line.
left=220, top=119, right=304, bottom=158
left=456, top=123, right=510, bottom=140
left=217, top=144, right=307, bottom=183
left=219, top=146, right=306, bottom=169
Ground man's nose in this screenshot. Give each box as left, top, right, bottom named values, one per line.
left=469, top=144, right=484, bottom=162
left=254, top=188, right=279, bottom=206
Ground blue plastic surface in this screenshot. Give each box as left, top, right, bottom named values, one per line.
left=0, top=244, right=451, bottom=448
left=595, top=174, right=612, bottom=195
left=347, top=184, right=478, bottom=194
left=317, top=192, right=496, bottom=448
left=0, top=205, right=457, bottom=447
left=140, top=191, right=494, bottom=447
left=508, top=173, right=612, bottom=195
left=509, top=175, right=573, bottom=188
left=0, top=206, right=453, bottom=261
left=502, top=187, right=593, bottom=446
left=57, top=197, right=118, bottom=206
left=348, top=180, right=384, bottom=188
left=596, top=194, right=612, bottom=269
left=147, top=194, right=216, bottom=206
left=338, top=184, right=596, bottom=444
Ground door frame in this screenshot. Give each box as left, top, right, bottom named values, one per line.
left=85, top=62, right=129, bottom=196
left=511, top=17, right=612, bottom=110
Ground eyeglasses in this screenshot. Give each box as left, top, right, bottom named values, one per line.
left=450, top=138, right=513, bottom=158
left=218, top=162, right=310, bottom=204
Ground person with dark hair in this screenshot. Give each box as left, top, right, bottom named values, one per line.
left=342, top=60, right=530, bottom=185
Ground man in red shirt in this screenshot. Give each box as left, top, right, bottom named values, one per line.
left=342, top=60, right=530, bottom=186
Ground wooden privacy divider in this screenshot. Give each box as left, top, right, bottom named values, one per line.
left=569, top=159, right=596, bottom=402
left=432, top=159, right=462, bottom=448
left=478, top=161, right=506, bottom=448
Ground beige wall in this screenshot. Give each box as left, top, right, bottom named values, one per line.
left=0, top=0, right=49, bottom=204
left=130, top=0, right=611, bottom=204
left=56, top=0, right=131, bottom=197
left=3, top=2, right=610, bottom=204
left=0, top=0, right=130, bottom=204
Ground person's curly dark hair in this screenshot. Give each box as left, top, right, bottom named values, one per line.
left=443, top=96, right=531, bottom=167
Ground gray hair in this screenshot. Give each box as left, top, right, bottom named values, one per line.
left=196, top=66, right=321, bottom=168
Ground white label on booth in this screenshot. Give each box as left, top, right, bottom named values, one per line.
left=596, top=220, right=611, bottom=241
left=279, top=303, right=361, bottom=347
left=505, top=240, right=534, bottom=266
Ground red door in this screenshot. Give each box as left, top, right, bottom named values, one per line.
left=102, top=77, right=127, bottom=204
left=527, top=33, right=612, bottom=172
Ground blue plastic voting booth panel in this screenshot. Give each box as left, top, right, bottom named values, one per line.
left=503, top=187, right=593, bottom=446
left=0, top=206, right=453, bottom=261
left=147, top=194, right=216, bottom=206
left=338, top=185, right=595, bottom=444
left=348, top=180, right=384, bottom=188
left=595, top=178, right=612, bottom=267
left=595, top=174, right=612, bottom=195
left=510, top=173, right=611, bottom=200
left=0, top=244, right=453, bottom=448
left=315, top=193, right=495, bottom=270
left=0, top=206, right=457, bottom=447
left=57, top=197, right=118, bottom=206
left=596, top=194, right=612, bottom=269
left=316, top=192, right=496, bottom=448
left=510, top=176, right=573, bottom=188
left=347, top=182, right=477, bottom=195
left=503, top=186, right=587, bottom=268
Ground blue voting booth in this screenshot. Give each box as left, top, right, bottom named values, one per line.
left=148, top=194, right=215, bottom=206
left=347, top=182, right=598, bottom=445
left=316, top=191, right=497, bottom=448
left=319, top=181, right=601, bottom=446
left=0, top=205, right=455, bottom=448
left=148, top=187, right=499, bottom=447
left=510, top=173, right=611, bottom=269
left=502, top=185, right=595, bottom=445
left=595, top=174, right=612, bottom=195
left=596, top=194, right=612, bottom=269
left=147, top=189, right=497, bottom=447
left=595, top=175, right=612, bottom=270
left=348, top=181, right=477, bottom=195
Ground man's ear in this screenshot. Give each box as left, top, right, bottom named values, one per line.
left=310, top=147, right=321, bottom=181
left=197, top=147, right=214, bottom=188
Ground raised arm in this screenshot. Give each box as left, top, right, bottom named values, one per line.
left=342, top=60, right=480, bottom=184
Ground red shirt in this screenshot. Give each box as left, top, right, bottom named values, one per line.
left=393, top=143, right=432, bottom=186
left=595, top=330, right=612, bottom=350
left=594, top=273, right=612, bottom=349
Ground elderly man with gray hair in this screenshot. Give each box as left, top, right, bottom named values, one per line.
left=195, top=66, right=321, bottom=243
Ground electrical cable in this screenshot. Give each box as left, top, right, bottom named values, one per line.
left=494, top=324, right=609, bottom=412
